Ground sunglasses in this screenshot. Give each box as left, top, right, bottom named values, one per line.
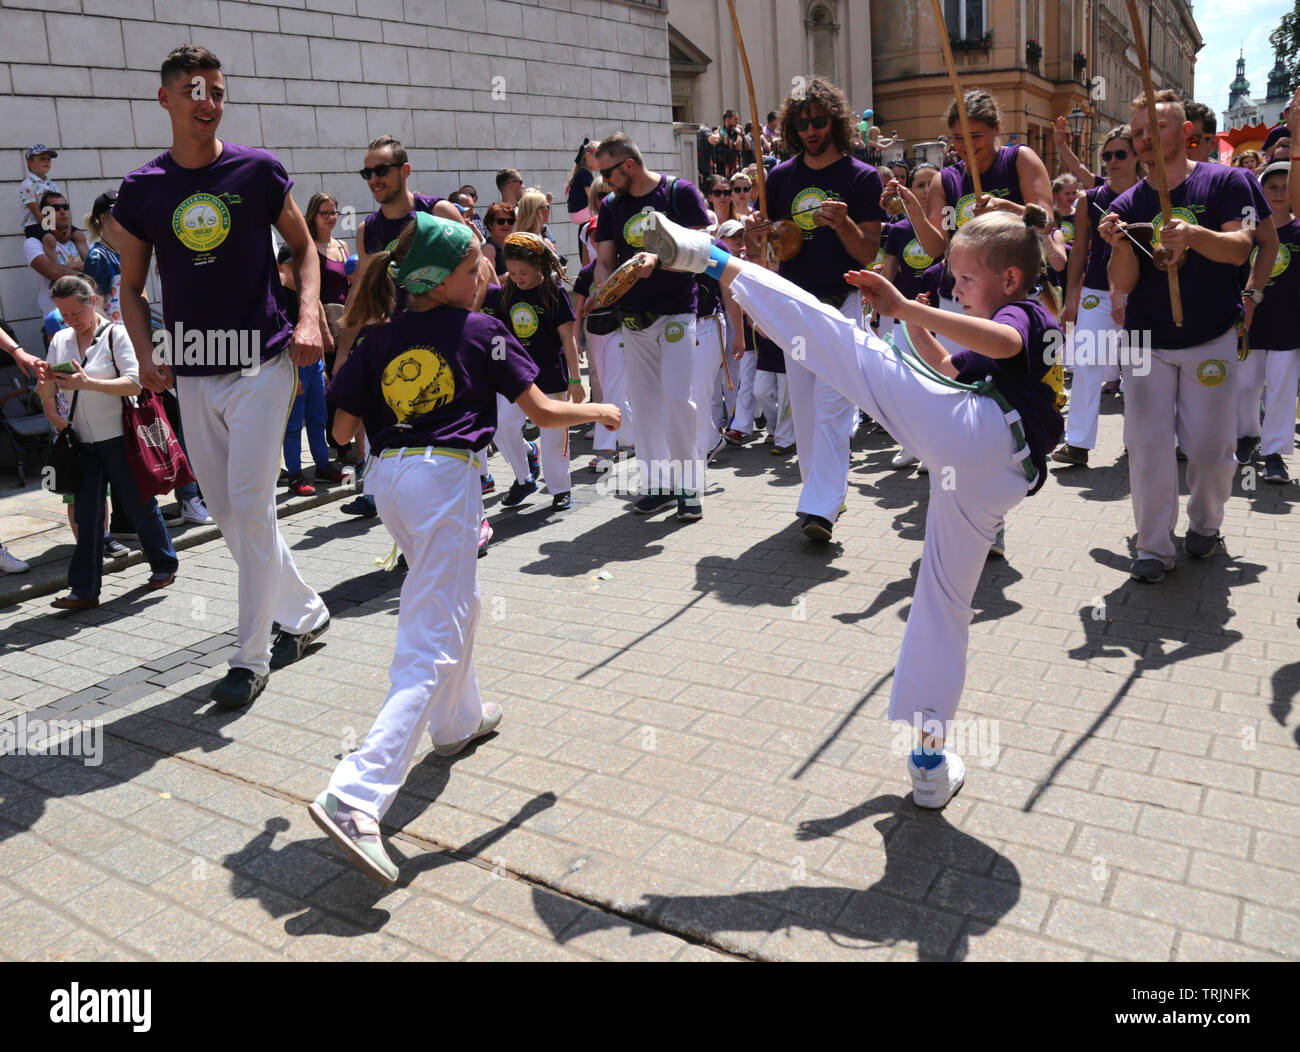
left=1101, top=149, right=1130, bottom=162
left=598, top=160, right=626, bottom=180
left=359, top=163, right=401, bottom=180
left=711, top=188, right=732, bottom=197
left=794, top=115, right=830, bottom=131
left=733, top=184, right=751, bottom=192
left=48, top=203, right=70, bottom=211
left=494, top=218, right=515, bottom=226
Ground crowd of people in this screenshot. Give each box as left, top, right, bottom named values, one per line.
left=3, top=41, right=1300, bottom=885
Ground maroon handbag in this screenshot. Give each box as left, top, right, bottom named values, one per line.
left=107, top=329, right=197, bottom=500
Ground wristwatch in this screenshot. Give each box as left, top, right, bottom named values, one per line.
left=1242, top=288, right=1263, bottom=304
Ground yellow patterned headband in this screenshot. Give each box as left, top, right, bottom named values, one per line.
left=504, top=232, right=546, bottom=256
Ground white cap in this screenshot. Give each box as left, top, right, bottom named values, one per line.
left=717, top=219, right=745, bottom=238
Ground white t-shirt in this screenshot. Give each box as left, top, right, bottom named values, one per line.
left=17, top=172, right=59, bottom=233
left=23, top=235, right=81, bottom=317
left=45, top=320, right=140, bottom=444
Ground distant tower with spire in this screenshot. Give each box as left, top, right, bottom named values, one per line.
left=1224, top=49, right=1262, bottom=131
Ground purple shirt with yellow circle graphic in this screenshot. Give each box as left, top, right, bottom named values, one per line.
left=113, top=142, right=294, bottom=375
left=1249, top=217, right=1300, bottom=350
left=481, top=282, right=574, bottom=393
left=1109, top=163, right=1270, bottom=349
left=885, top=217, right=936, bottom=300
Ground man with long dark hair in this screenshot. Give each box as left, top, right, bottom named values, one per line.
left=765, top=77, right=884, bottom=542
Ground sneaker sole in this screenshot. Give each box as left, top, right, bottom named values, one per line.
left=308, top=801, right=398, bottom=886
left=1130, top=568, right=1166, bottom=583
left=802, top=521, right=832, bottom=541
left=912, top=775, right=965, bottom=810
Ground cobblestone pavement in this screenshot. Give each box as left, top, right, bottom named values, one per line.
left=1, top=397, right=1298, bottom=961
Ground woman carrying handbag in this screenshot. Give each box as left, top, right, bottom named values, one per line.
left=38, top=275, right=179, bottom=611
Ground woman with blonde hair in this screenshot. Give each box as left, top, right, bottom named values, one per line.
left=514, top=188, right=559, bottom=255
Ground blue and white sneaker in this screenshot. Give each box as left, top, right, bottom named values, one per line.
left=908, top=750, right=966, bottom=809
left=526, top=441, right=540, bottom=481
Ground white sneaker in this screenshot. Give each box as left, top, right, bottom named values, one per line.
left=182, top=497, right=214, bottom=525
left=0, top=546, right=30, bottom=574
left=891, top=450, right=919, bottom=469
left=707, top=431, right=727, bottom=464
left=642, top=210, right=715, bottom=273
left=908, top=750, right=966, bottom=809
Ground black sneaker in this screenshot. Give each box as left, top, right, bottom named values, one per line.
left=341, top=494, right=377, bottom=518
left=677, top=490, right=702, bottom=521
left=551, top=491, right=572, bottom=511
left=633, top=491, right=676, bottom=515
left=502, top=479, right=538, bottom=507
left=1235, top=436, right=1258, bottom=465
left=1130, top=557, right=1170, bottom=583
left=103, top=537, right=130, bottom=559
left=270, top=617, right=331, bottom=670
left=802, top=514, right=833, bottom=541
left=210, top=667, right=269, bottom=708
left=1184, top=530, right=1221, bottom=560
left=1262, top=453, right=1290, bottom=484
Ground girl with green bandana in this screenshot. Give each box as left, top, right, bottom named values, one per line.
left=311, top=213, right=621, bottom=884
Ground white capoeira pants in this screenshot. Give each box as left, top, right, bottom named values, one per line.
left=178, top=351, right=328, bottom=677
left=328, top=450, right=485, bottom=820
left=587, top=330, right=632, bottom=453
left=752, top=368, right=795, bottom=447
left=729, top=261, right=1029, bottom=728
left=1065, top=288, right=1119, bottom=450
left=622, top=312, right=702, bottom=494
left=695, top=314, right=726, bottom=463
left=781, top=289, right=863, bottom=522
left=1261, top=351, right=1300, bottom=456
left=1123, top=327, right=1237, bottom=566
left=1236, top=346, right=1267, bottom=440
left=723, top=349, right=758, bottom=433
left=497, top=391, right=570, bottom=493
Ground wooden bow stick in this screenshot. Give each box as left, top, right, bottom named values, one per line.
left=930, top=0, right=982, bottom=202
left=1124, top=0, right=1183, bottom=326
left=724, top=0, right=767, bottom=221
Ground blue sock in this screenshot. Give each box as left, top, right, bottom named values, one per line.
left=704, top=244, right=733, bottom=280
left=911, top=746, right=944, bottom=770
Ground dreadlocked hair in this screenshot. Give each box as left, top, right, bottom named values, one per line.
left=342, top=221, right=418, bottom=329
left=500, top=233, right=567, bottom=315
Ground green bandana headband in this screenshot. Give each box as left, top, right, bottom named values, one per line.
left=388, top=211, right=473, bottom=295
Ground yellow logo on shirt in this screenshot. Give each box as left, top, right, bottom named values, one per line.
left=1151, top=207, right=1198, bottom=250
left=510, top=303, right=540, bottom=340
left=902, top=238, right=934, bottom=272
left=954, top=189, right=1011, bottom=227
left=381, top=346, right=456, bottom=421
left=1060, top=219, right=1075, bottom=244
left=791, top=188, right=828, bottom=232
left=1250, top=242, right=1290, bottom=281
left=1196, top=358, right=1227, bottom=387
left=1082, top=294, right=1100, bottom=310
left=622, top=208, right=651, bottom=248
left=172, top=193, right=231, bottom=252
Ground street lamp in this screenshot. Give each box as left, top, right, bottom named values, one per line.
left=1067, top=104, right=1086, bottom=149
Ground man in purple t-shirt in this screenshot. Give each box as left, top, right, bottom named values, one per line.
left=760, top=77, right=884, bottom=542
left=594, top=132, right=711, bottom=519
left=113, top=45, right=329, bottom=708
left=1100, top=89, right=1273, bottom=583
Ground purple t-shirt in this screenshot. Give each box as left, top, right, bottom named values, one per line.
left=1080, top=182, right=1120, bottom=291
left=572, top=260, right=595, bottom=300
left=754, top=327, right=784, bottom=373
left=362, top=193, right=442, bottom=255
left=595, top=175, right=709, bottom=315
left=940, top=144, right=1024, bottom=228
left=1250, top=218, right=1300, bottom=350
left=765, top=154, right=885, bottom=298
left=1110, top=164, right=1271, bottom=348
left=327, top=306, right=537, bottom=454
left=481, top=282, right=574, bottom=393
left=112, top=141, right=293, bottom=376
left=885, top=218, right=936, bottom=300
left=695, top=238, right=727, bottom=317
left=949, top=299, right=1064, bottom=495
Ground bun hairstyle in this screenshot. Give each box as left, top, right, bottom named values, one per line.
left=951, top=206, right=1046, bottom=298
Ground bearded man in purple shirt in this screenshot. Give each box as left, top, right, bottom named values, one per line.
left=114, top=45, right=330, bottom=708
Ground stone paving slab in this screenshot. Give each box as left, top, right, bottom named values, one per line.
left=1, top=397, right=1299, bottom=960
